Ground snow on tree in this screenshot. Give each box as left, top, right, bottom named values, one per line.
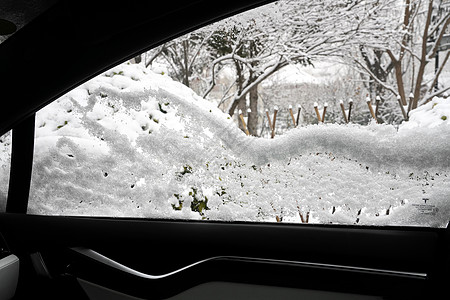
left=145, top=0, right=400, bottom=134
left=350, top=0, right=450, bottom=118
left=203, top=0, right=382, bottom=133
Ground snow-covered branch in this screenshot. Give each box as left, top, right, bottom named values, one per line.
left=353, top=58, right=398, bottom=96
left=421, top=85, right=450, bottom=105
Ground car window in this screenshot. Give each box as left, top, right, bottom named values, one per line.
left=28, top=0, right=450, bottom=227
left=0, top=130, right=12, bottom=212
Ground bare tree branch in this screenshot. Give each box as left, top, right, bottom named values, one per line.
left=421, top=85, right=450, bottom=105
left=354, top=59, right=398, bottom=96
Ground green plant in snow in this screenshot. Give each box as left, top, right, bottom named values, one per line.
left=171, top=187, right=209, bottom=215
left=57, top=121, right=68, bottom=129
left=158, top=103, right=168, bottom=114
left=189, top=187, right=208, bottom=214
left=172, top=193, right=182, bottom=210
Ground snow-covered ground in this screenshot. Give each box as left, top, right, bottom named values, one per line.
left=1, top=61, right=449, bottom=227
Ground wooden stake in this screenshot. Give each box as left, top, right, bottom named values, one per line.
left=339, top=100, right=348, bottom=123
left=265, top=109, right=272, bottom=132
left=289, top=105, right=296, bottom=127
left=375, top=96, right=381, bottom=121
left=299, top=213, right=305, bottom=223
left=313, top=102, right=322, bottom=122
left=298, top=208, right=309, bottom=223
left=322, top=103, right=328, bottom=123
left=366, top=97, right=376, bottom=121
left=397, top=95, right=408, bottom=120
left=348, top=99, right=353, bottom=122
left=271, top=106, right=278, bottom=139
left=296, top=104, right=302, bottom=127
left=239, top=109, right=250, bottom=136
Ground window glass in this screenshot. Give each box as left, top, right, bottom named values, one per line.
left=0, top=131, right=12, bottom=212
left=29, top=0, right=450, bottom=227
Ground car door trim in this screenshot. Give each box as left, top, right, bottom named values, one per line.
left=0, top=254, right=20, bottom=299
left=72, top=247, right=427, bottom=280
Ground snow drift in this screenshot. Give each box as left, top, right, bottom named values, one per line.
left=2, top=61, right=447, bottom=227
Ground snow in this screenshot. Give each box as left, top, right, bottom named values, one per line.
left=0, top=61, right=448, bottom=227
left=400, top=96, right=450, bottom=129
left=264, top=62, right=351, bottom=86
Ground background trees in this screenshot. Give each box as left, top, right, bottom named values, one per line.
left=145, top=0, right=450, bottom=133
left=351, top=0, right=450, bottom=121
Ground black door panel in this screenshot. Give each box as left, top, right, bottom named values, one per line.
left=78, top=279, right=385, bottom=300
left=1, top=213, right=448, bottom=299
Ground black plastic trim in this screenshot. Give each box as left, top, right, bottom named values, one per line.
left=6, top=114, right=35, bottom=214
left=72, top=247, right=428, bottom=280
left=0, top=214, right=441, bottom=274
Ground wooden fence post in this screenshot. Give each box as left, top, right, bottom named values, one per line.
left=366, top=97, right=376, bottom=121
left=340, top=100, right=348, bottom=123
left=271, top=106, right=278, bottom=139
left=348, top=99, right=353, bottom=122
left=375, top=96, right=381, bottom=121
left=265, top=108, right=272, bottom=133
left=239, top=109, right=250, bottom=136
left=314, top=102, right=322, bottom=122
left=289, top=105, right=296, bottom=127
left=296, top=104, right=302, bottom=126
left=322, top=103, right=328, bottom=123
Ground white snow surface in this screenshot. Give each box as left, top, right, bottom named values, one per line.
left=400, top=96, right=450, bottom=130
left=10, top=61, right=448, bottom=227
left=264, top=62, right=350, bottom=86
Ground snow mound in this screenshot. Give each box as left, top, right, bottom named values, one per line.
left=400, top=96, right=450, bottom=130
left=26, top=62, right=450, bottom=228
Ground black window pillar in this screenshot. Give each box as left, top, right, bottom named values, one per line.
left=6, top=114, right=35, bottom=214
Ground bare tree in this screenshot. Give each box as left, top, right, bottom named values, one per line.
left=201, top=0, right=377, bottom=134
left=352, top=0, right=450, bottom=111
left=144, top=30, right=216, bottom=93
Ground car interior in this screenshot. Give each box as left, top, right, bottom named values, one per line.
left=0, top=0, right=449, bottom=299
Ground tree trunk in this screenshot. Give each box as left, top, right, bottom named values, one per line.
left=247, top=84, right=259, bottom=136
left=228, top=62, right=244, bottom=118
left=393, top=60, right=407, bottom=106
left=412, top=0, right=433, bottom=109
left=387, top=49, right=407, bottom=106
left=182, top=40, right=190, bottom=87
